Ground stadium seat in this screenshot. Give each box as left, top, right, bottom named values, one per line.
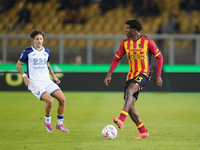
left=112, top=25, right=125, bottom=34
left=8, top=39, right=20, bottom=47
left=53, top=23, right=63, bottom=34
left=0, top=24, right=4, bottom=31
left=20, top=39, right=30, bottom=47
left=48, top=39, right=59, bottom=47
left=43, top=39, right=59, bottom=47
left=50, top=17, right=59, bottom=26
left=73, top=24, right=84, bottom=34
left=105, top=39, right=114, bottom=48
left=48, top=11, right=56, bottom=18
left=33, top=2, right=43, bottom=11
left=18, top=23, right=34, bottom=34
left=82, top=23, right=94, bottom=34
left=92, top=39, right=107, bottom=48
left=65, top=39, right=77, bottom=48
left=92, top=24, right=103, bottom=34
left=180, top=19, right=190, bottom=33
left=76, top=39, right=87, bottom=48
left=43, top=2, right=52, bottom=10
left=0, top=0, right=197, bottom=35
left=43, top=24, right=54, bottom=33
left=57, top=10, right=65, bottom=18
left=2, top=17, right=11, bottom=25
left=104, top=10, right=115, bottom=18
left=63, top=24, right=73, bottom=33
left=40, top=17, right=50, bottom=26
left=27, top=2, right=33, bottom=10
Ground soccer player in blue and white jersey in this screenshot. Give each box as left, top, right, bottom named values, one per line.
left=16, top=30, right=69, bottom=132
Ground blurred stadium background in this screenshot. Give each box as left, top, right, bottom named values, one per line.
left=0, top=2, right=200, bottom=149
left=0, top=0, right=200, bottom=65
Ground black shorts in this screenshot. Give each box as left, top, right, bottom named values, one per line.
left=124, top=74, right=149, bottom=100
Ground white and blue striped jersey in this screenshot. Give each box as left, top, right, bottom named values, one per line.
left=18, top=46, right=51, bottom=81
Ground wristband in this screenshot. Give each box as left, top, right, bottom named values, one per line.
left=22, top=73, right=27, bottom=78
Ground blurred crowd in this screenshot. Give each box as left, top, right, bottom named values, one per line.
left=179, top=0, right=200, bottom=14
left=56, top=0, right=161, bottom=17
left=1, top=0, right=200, bottom=34
left=1, top=0, right=200, bottom=17
left=0, top=0, right=16, bottom=14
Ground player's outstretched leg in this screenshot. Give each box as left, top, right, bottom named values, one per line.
left=128, top=102, right=149, bottom=139
left=112, top=109, right=128, bottom=129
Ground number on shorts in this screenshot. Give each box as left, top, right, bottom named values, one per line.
left=135, top=76, right=143, bottom=82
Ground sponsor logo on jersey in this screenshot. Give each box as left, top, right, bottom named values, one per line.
left=130, top=49, right=138, bottom=51
left=128, top=54, right=146, bottom=59
left=33, top=58, right=47, bottom=65
left=33, top=66, right=45, bottom=69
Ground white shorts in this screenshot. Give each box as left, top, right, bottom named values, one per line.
left=28, top=80, right=60, bottom=100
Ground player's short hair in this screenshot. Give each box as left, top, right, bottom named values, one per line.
left=30, top=30, right=44, bottom=39
left=126, top=19, right=143, bottom=32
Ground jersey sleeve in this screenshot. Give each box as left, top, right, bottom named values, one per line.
left=44, top=48, right=50, bottom=63
left=115, top=41, right=126, bottom=59
left=148, top=39, right=163, bottom=76
left=155, top=54, right=163, bottom=76
left=148, top=39, right=161, bottom=57
left=18, top=49, right=28, bottom=64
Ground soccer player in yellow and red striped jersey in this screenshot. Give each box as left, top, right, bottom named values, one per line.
left=103, top=19, right=163, bottom=139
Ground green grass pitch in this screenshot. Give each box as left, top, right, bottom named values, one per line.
left=0, top=92, right=200, bottom=150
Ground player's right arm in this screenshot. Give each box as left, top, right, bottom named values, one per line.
left=16, top=61, right=30, bottom=86
left=103, top=41, right=126, bottom=86
left=16, top=49, right=30, bottom=86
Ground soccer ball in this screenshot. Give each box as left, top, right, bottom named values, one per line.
left=102, top=125, right=117, bottom=139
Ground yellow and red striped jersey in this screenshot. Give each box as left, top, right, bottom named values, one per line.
left=116, top=34, right=161, bottom=81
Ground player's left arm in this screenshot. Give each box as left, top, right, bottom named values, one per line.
left=47, top=63, right=60, bottom=84
left=149, top=40, right=163, bottom=87
left=154, top=54, right=163, bottom=87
